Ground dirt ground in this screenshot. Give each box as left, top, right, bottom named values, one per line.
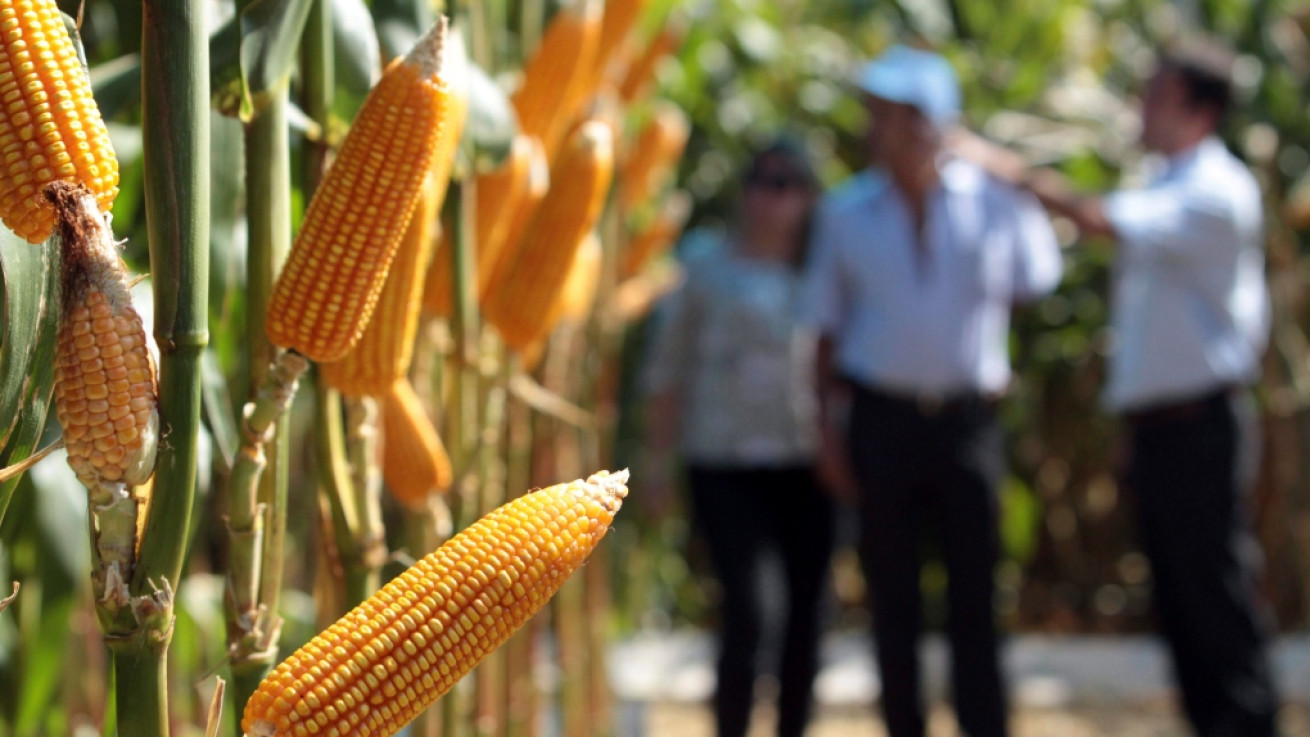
left=644, top=700, right=1310, bottom=737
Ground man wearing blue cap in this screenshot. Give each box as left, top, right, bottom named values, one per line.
left=799, top=45, right=1062, bottom=737
left=958, top=37, right=1280, bottom=737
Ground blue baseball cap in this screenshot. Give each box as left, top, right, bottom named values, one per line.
left=855, top=45, right=960, bottom=130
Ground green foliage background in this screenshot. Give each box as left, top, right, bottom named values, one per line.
left=617, top=0, right=1310, bottom=636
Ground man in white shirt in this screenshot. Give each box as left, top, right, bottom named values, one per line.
left=959, top=37, right=1279, bottom=737
left=799, top=46, right=1062, bottom=737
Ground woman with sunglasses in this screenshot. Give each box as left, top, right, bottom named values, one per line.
left=642, top=137, right=835, bottom=737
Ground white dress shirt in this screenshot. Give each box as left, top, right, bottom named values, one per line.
left=1102, top=136, right=1269, bottom=411
left=799, top=159, right=1063, bottom=395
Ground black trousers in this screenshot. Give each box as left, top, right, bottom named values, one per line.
left=846, top=382, right=1008, bottom=737
left=686, top=464, right=836, bottom=737
left=1125, top=388, right=1280, bottom=737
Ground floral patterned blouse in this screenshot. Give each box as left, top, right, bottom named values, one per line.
left=643, top=237, right=818, bottom=467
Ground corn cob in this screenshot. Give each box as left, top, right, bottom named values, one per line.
left=320, top=173, right=442, bottom=397
left=484, top=121, right=613, bottom=351
left=548, top=230, right=602, bottom=326
left=380, top=378, right=452, bottom=507
left=617, top=101, right=689, bottom=213
left=317, top=31, right=466, bottom=395
left=478, top=137, right=550, bottom=309
left=616, top=21, right=681, bottom=104
left=242, top=469, right=629, bottom=737
left=511, top=0, right=601, bottom=161
left=0, top=0, right=118, bottom=244
left=265, top=17, right=455, bottom=363
left=620, top=189, right=690, bottom=279
left=421, top=134, right=540, bottom=317
left=427, top=26, right=469, bottom=210
left=560, top=0, right=647, bottom=148
left=419, top=223, right=452, bottom=317
left=592, top=0, right=650, bottom=87
left=47, top=182, right=157, bottom=489
left=475, top=134, right=539, bottom=300
left=514, top=231, right=601, bottom=374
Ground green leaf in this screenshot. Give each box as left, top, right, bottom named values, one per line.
left=0, top=228, right=60, bottom=525
left=7, top=458, right=87, bottom=733
left=60, top=12, right=88, bottom=70
left=202, top=349, right=240, bottom=474
left=89, top=53, right=143, bottom=121
left=208, top=109, right=245, bottom=347
left=0, top=233, right=51, bottom=447
left=467, top=60, right=519, bottom=170
left=331, top=0, right=382, bottom=98
left=238, top=0, right=315, bottom=118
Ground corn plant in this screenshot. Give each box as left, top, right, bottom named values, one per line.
left=0, top=0, right=687, bottom=736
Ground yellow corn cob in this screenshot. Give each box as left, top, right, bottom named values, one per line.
left=511, top=0, right=601, bottom=161
left=477, top=137, right=550, bottom=309
left=613, top=258, right=682, bottom=322
left=421, top=134, right=540, bottom=317
left=380, top=378, right=452, bottom=507
left=484, top=121, right=614, bottom=351
left=47, top=182, right=156, bottom=489
left=265, top=18, right=455, bottom=363
left=548, top=229, right=602, bottom=326
left=621, top=189, right=690, bottom=279
left=0, top=0, right=118, bottom=244
left=428, top=26, right=469, bottom=210
left=617, top=101, right=689, bottom=213
left=517, top=337, right=548, bottom=373
left=616, top=21, right=681, bottom=103
left=517, top=231, right=601, bottom=372
left=558, top=0, right=648, bottom=147
left=592, top=0, right=650, bottom=86
left=475, top=134, right=539, bottom=300
left=419, top=224, right=452, bottom=316
left=242, top=469, right=629, bottom=737
left=320, top=173, right=442, bottom=397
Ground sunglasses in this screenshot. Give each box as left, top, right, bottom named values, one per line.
left=745, top=173, right=810, bottom=193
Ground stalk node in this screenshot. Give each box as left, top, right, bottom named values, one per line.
left=129, top=576, right=176, bottom=643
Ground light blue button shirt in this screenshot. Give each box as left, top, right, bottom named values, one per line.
left=799, top=159, right=1063, bottom=395
left=1102, top=136, right=1269, bottom=411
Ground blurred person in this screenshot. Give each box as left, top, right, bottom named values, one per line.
left=641, top=138, right=834, bottom=737
left=956, top=36, right=1279, bottom=737
left=799, top=46, right=1063, bottom=737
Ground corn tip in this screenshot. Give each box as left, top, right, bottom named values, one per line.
left=406, top=15, right=449, bottom=78
left=584, top=469, right=629, bottom=512
left=575, top=120, right=612, bottom=150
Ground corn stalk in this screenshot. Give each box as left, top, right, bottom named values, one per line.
left=440, top=173, right=479, bottom=737
left=225, top=0, right=313, bottom=710
left=110, top=1, right=210, bottom=734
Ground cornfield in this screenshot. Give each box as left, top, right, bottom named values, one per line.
left=0, top=0, right=689, bottom=734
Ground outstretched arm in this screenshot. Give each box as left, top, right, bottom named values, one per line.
left=951, top=129, right=1117, bottom=240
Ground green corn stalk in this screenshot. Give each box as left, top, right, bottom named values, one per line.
left=301, top=0, right=385, bottom=613
left=109, top=1, right=210, bottom=735
left=225, top=81, right=297, bottom=726
left=441, top=172, right=479, bottom=737
left=224, top=0, right=316, bottom=710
